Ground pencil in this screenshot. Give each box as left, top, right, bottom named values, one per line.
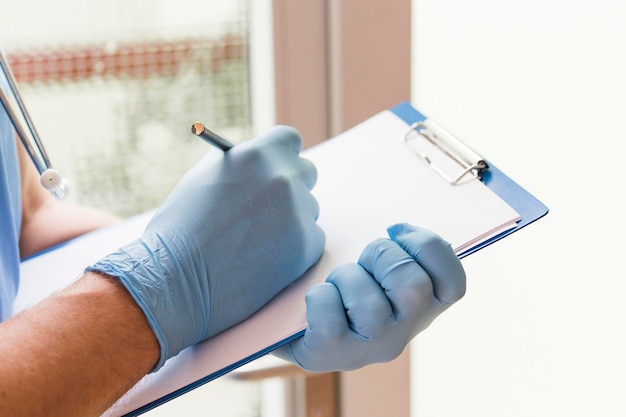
left=191, top=122, right=234, bottom=152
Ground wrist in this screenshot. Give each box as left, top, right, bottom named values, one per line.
left=79, top=271, right=160, bottom=371
left=86, top=237, right=208, bottom=369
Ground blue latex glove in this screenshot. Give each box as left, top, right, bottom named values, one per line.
left=273, top=223, right=466, bottom=372
left=87, top=126, right=325, bottom=370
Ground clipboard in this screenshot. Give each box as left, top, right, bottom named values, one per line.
left=16, top=102, right=547, bottom=416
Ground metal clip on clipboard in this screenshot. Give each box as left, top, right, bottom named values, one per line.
left=404, top=119, right=489, bottom=185
left=0, top=50, right=68, bottom=199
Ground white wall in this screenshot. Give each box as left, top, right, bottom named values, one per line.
left=410, top=1, right=626, bottom=416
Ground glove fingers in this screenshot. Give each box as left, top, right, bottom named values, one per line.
left=284, top=182, right=324, bottom=269
left=271, top=283, right=347, bottom=372
left=234, top=126, right=318, bottom=191
left=247, top=125, right=304, bottom=153
left=326, top=263, right=393, bottom=339
left=297, top=157, right=318, bottom=191
left=260, top=126, right=318, bottom=189
left=357, top=238, right=434, bottom=318
left=304, top=282, right=349, bottom=340
left=387, top=223, right=466, bottom=305
left=301, top=222, right=326, bottom=272
left=269, top=125, right=304, bottom=153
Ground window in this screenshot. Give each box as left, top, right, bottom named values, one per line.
left=2, top=0, right=252, bottom=217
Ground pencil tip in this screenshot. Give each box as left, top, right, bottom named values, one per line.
left=191, top=122, right=205, bottom=135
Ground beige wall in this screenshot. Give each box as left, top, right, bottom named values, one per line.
left=272, top=0, right=411, bottom=148
left=272, top=2, right=413, bottom=417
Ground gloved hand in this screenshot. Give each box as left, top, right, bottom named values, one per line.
left=87, top=126, right=325, bottom=370
left=273, top=223, right=465, bottom=372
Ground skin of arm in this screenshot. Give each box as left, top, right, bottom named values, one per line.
left=0, top=139, right=160, bottom=416
left=0, top=272, right=160, bottom=417
left=17, top=137, right=119, bottom=258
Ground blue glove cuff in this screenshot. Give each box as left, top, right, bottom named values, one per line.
left=86, top=238, right=194, bottom=371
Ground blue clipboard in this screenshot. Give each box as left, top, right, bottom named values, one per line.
left=390, top=101, right=548, bottom=259
left=17, top=102, right=549, bottom=417
left=123, top=103, right=549, bottom=415
left=125, top=102, right=549, bottom=416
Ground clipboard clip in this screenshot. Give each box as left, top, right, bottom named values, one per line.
left=404, top=119, right=489, bottom=185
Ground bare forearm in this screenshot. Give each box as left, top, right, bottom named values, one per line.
left=17, top=134, right=120, bottom=258
left=0, top=272, right=159, bottom=417
left=20, top=202, right=120, bottom=258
